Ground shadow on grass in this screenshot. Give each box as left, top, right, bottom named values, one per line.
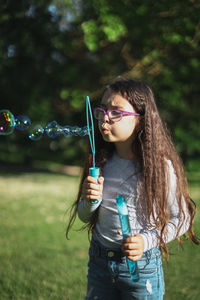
left=0, top=162, right=82, bottom=178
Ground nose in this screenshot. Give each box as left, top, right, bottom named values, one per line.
left=103, top=112, right=109, bottom=123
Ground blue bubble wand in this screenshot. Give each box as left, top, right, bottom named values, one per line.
left=86, top=96, right=100, bottom=204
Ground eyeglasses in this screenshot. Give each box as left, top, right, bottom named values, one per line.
left=93, top=107, right=140, bottom=122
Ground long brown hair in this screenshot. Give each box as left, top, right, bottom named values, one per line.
left=66, top=78, right=199, bottom=257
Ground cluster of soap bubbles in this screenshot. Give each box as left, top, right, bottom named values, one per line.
left=0, top=109, right=88, bottom=141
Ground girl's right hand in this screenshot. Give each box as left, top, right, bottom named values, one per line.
left=81, top=176, right=104, bottom=203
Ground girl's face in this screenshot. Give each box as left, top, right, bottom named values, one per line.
left=98, top=89, right=139, bottom=145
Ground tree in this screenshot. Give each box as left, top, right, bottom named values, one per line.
left=0, top=0, right=199, bottom=166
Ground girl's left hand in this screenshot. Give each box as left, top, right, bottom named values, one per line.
left=121, top=234, right=144, bottom=261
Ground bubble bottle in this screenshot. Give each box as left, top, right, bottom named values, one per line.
left=116, top=195, right=139, bottom=281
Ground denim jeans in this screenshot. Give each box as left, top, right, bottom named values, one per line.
left=85, top=239, right=165, bottom=300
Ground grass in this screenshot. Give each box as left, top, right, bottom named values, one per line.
left=0, top=170, right=199, bottom=299
left=0, top=172, right=89, bottom=300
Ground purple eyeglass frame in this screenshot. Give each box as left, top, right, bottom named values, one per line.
left=93, top=107, right=140, bottom=122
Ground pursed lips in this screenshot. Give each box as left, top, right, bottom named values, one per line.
left=101, top=125, right=109, bottom=134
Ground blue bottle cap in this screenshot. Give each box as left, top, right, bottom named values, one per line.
left=89, top=167, right=100, bottom=180
left=89, top=167, right=100, bottom=204
left=116, top=194, right=125, bottom=206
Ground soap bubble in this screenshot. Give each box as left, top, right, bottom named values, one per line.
left=71, top=126, right=82, bottom=136
left=61, top=125, right=88, bottom=137
left=15, top=115, right=32, bottom=130
left=62, top=125, right=73, bottom=137
left=0, top=109, right=89, bottom=140
left=79, top=126, right=88, bottom=136
left=45, top=121, right=62, bottom=138
left=29, top=125, right=44, bottom=141
left=0, top=110, right=15, bottom=135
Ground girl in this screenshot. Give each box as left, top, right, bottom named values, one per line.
left=66, top=79, right=199, bottom=300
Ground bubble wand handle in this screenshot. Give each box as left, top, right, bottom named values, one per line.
left=116, top=195, right=139, bottom=281
left=86, top=96, right=100, bottom=204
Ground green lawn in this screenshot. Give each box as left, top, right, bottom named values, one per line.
left=0, top=170, right=199, bottom=299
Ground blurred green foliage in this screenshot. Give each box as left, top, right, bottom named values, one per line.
left=0, top=0, right=199, bottom=167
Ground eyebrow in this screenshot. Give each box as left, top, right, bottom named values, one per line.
left=99, top=104, right=124, bottom=110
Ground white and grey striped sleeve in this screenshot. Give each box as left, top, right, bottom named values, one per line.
left=77, top=198, right=102, bottom=223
